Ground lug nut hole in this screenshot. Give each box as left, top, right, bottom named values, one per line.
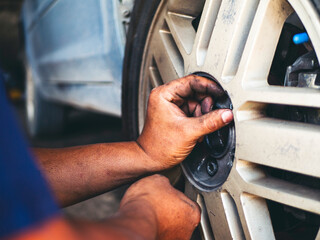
left=206, top=158, right=218, bottom=176
left=206, top=126, right=230, bottom=158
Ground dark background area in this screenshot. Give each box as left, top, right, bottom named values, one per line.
left=0, top=0, right=24, bottom=90
left=1, top=0, right=126, bottom=221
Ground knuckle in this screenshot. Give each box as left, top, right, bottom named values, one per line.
left=149, top=89, right=160, bottom=104
left=149, top=88, right=158, bottom=98
left=152, top=174, right=168, bottom=182
left=132, top=179, right=144, bottom=188
left=186, top=74, right=196, bottom=81
left=152, top=173, right=162, bottom=178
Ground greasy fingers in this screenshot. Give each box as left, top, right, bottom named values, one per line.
left=201, top=96, right=214, bottom=114
left=163, top=75, right=224, bottom=103
left=137, top=74, right=234, bottom=170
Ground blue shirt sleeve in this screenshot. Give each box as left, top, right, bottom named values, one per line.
left=0, top=75, right=59, bottom=237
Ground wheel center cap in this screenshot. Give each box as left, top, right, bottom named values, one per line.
left=182, top=73, right=236, bottom=191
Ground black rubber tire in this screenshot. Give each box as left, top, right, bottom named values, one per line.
left=122, top=0, right=160, bottom=140
left=122, top=0, right=184, bottom=189
left=26, top=64, right=66, bottom=137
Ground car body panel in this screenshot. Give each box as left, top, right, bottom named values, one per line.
left=22, top=0, right=127, bottom=116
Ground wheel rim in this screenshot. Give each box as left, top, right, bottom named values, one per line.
left=138, top=0, right=320, bottom=239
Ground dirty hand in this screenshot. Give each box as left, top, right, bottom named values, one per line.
left=119, top=174, right=200, bottom=240
left=137, top=75, right=233, bottom=169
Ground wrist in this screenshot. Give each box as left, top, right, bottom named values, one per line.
left=134, top=140, right=166, bottom=171
left=116, top=199, right=158, bottom=240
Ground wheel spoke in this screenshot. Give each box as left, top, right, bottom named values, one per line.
left=202, top=191, right=239, bottom=240
left=203, top=0, right=260, bottom=80
left=239, top=193, right=275, bottom=240
left=185, top=182, right=214, bottom=240
left=197, top=195, right=214, bottom=240
left=222, top=171, right=273, bottom=240
left=166, top=0, right=205, bottom=17
left=184, top=181, right=198, bottom=201
left=249, top=178, right=320, bottom=214
left=315, top=228, right=320, bottom=240
left=237, top=0, right=293, bottom=84
left=237, top=117, right=320, bottom=177
left=165, top=12, right=196, bottom=57
left=148, top=64, right=163, bottom=88
left=220, top=192, right=246, bottom=240
left=241, top=86, right=320, bottom=108
left=237, top=160, right=320, bottom=214
left=192, top=0, right=222, bottom=67
left=151, top=26, right=184, bottom=82
left=138, top=69, right=152, bottom=132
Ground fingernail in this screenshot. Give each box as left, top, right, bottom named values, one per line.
left=221, top=110, right=233, bottom=123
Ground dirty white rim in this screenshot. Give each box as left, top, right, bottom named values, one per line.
left=138, top=0, right=320, bottom=239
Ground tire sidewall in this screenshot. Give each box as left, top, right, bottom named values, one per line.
left=122, top=0, right=161, bottom=140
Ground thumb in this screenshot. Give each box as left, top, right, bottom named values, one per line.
left=188, top=109, right=233, bottom=138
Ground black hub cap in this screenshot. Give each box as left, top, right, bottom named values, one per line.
left=182, top=73, right=236, bottom=191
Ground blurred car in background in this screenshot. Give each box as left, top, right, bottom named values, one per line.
left=23, top=0, right=320, bottom=239
left=23, top=0, right=133, bottom=136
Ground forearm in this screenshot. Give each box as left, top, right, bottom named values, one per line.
left=33, top=142, right=162, bottom=206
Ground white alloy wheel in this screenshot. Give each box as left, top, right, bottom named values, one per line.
left=134, top=0, right=320, bottom=239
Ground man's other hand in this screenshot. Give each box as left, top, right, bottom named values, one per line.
left=137, top=75, right=234, bottom=169
left=119, top=174, right=200, bottom=240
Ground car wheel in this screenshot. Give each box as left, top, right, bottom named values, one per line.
left=26, top=63, right=66, bottom=137
left=123, top=0, right=320, bottom=239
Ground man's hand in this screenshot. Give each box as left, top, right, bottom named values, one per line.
left=138, top=75, right=234, bottom=169
left=119, top=174, right=200, bottom=240
left=8, top=175, right=199, bottom=240
left=34, top=75, right=233, bottom=206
